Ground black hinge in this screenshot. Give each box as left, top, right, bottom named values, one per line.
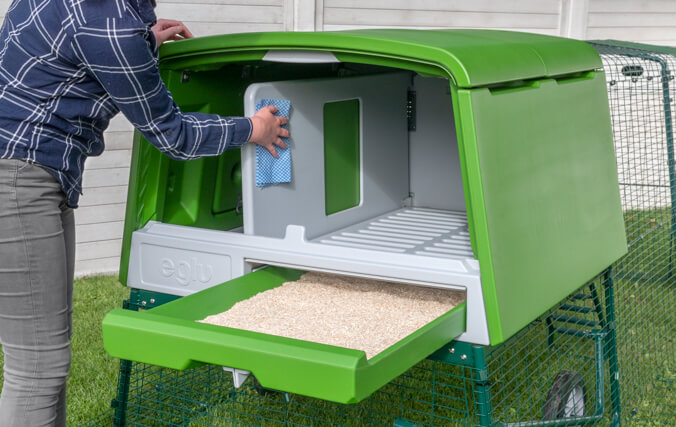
left=407, top=90, right=416, bottom=131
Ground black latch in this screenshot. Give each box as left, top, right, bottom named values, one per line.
left=407, top=90, right=416, bottom=131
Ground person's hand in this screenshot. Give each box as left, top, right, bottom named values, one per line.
left=249, top=106, right=289, bottom=158
left=151, top=19, right=194, bottom=45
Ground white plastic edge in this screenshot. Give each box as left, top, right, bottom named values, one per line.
left=262, top=50, right=340, bottom=64
left=127, top=222, right=491, bottom=345
left=222, top=367, right=251, bottom=388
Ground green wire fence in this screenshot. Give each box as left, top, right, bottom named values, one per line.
left=88, top=40, right=675, bottom=426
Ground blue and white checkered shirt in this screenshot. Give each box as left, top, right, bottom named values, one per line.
left=0, top=0, right=252, bottom=207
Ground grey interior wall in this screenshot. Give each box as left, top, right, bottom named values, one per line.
left=242, top=72, right=410, bottom=240
left=409, top=76, right=466, bottom=211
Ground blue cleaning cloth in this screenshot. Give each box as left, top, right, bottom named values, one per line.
left=255, top=99, right=291, bottom=187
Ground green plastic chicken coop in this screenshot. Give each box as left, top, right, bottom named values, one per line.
left=102, top=29, right=627, bottom=405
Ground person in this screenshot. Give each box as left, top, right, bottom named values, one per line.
left=0, top=0, right=288, bottom=425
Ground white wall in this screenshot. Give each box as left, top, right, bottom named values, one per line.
left=0, top=0, right=673, bottom=276
left=321, top=0, right=562, bottom=34
left=155, top=0, right=291, bottom=35
left=587, top=0, right=676, bottom=46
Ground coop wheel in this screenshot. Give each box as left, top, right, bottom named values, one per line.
left=543, top=370, right=586, bottom=422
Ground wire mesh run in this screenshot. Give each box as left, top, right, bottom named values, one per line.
left=486, top=275, right=615, bottom=425
left=590, top=42, right=676, bottom=424
left=89, top=361, right=480, bottom=426
left=90, top=41, right=675, bottom=426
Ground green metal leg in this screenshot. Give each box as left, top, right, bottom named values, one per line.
left=111, top=359, right=133, bottom=427
left=602, top=270, right=621, bottom=426
left=110, top=297, right=138, bottom=427
left=428, top=341, right=493, bottom=426
left=472, top=345, right=493, bottom=427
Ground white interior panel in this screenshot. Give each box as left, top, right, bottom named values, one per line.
left=242, top=72, right=410, bottom=239
left=409, top=76, right=465, bottom=211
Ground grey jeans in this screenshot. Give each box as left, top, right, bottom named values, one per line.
left=0, top=159, right=75, bottom=426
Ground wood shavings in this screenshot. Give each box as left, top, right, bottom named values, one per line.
left=200, top=271, right=465, bottom=359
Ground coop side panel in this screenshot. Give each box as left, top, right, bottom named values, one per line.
left=465, top=71, right=627, bottom=344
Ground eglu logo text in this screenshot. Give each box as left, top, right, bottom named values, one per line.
left=160, top=257, right=213, bottom=286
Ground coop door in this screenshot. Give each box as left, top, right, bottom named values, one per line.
left=458, top=72, right=627, bottom=343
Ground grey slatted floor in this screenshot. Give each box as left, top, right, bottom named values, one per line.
left=315, top=207, right=474, bottom=260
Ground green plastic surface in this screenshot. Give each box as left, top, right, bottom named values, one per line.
left=458, top=72, right=627, bottom=342
left=324, top=99, right=361, bottom=215
left=103, top=267, right=467, bottom=403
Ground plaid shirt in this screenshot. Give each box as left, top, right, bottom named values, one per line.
left=0, top=0, right=251, bottom=207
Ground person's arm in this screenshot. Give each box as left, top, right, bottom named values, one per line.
left=71, top=18, right=287, bottom=160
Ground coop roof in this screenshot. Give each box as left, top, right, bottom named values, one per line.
left=158, top=29, right=602, bottom=88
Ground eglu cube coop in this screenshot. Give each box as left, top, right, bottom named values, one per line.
left=101, top=30, right=632, bottom=423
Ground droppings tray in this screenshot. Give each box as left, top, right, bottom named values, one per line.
left=103, top=266, right=466, bottom=403
left=200, top=271, right=465, bottom=359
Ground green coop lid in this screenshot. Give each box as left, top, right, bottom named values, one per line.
left=158, top=29, right=602, bottom=88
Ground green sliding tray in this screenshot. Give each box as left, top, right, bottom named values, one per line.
left=102, top=266, right=467, bottom=403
